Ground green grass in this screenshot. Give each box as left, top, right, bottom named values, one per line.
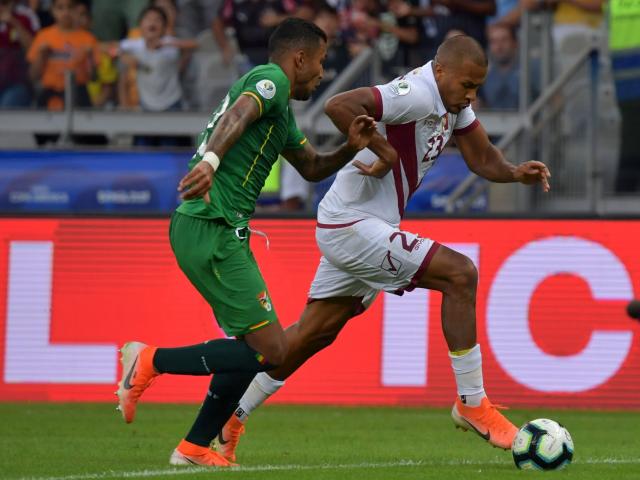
left=1, top=403, right=639, bottom=480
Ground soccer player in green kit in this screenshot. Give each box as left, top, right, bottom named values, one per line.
left=115, top=18, right=380, bottom=467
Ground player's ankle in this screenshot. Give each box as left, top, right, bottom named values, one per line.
left=140, top=345, right=159, bottom=375
left=459, top=391, right=486, bottom=407
left=233, top=406, right=249, bottom=423
left=236, top=372, right=285, bottom=419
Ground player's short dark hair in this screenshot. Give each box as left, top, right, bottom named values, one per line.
left=268, top=17, right=328, bottom=58
left=436, top=34, right=488, bottom=68
left=138, top=5, right=168, bottom=27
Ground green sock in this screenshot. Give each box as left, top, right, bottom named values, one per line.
left=152, top=339, right=271, bottom=375
left=185, top=372, right=255, bottom=447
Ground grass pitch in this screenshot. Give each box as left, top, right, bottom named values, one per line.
left=1, top=403, right=639, bottom=480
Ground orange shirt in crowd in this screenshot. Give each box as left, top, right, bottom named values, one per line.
left=27, top=25, right=99, bottom=92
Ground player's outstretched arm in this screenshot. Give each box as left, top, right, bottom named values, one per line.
left=282, top=115, right=377, bottom=182
left=178, top=95, right=260, bottom=202
left=456, top=121, right=551, bottom=192
left=325, top=88, right=398, bottom=178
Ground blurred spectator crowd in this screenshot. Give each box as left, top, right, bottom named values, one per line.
left=0, top=0, right=608, bottom=117
left=5, top=1, right=639, bottom=204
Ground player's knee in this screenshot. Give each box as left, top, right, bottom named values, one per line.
left=445, top=255, right=478, bottom=296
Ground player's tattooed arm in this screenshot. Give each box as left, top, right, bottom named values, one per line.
left=456, top=121, right=551, bottom=192
left=178, top=95, right=260, bottom=201
left=283, top=115, right=377, bottom=182
left=324, top=88, right=398, bottom=178
left=205, top=94, right=261, bottom=157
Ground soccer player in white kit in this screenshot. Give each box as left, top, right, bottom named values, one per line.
left=216, top=35, right=551, bottom=459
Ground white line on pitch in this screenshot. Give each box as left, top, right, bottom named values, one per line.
left=15, top=458, right=640, bottom=480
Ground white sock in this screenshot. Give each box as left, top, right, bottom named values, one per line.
left=449, top=344, right=486, bottom=407
left=236, top=372, right=285, bottom=423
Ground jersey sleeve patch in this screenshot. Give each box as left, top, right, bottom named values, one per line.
left=389, top=79, right=411, bottom=96
left=256, top=79, right=277, bottom=99
left=376, top=76, right=434, bottom=125
left=242, top=66, right=288, bottom=116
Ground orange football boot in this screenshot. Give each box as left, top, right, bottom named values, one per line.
left=214, top=415, right=245, bottom=462
left=451, top=397, right=518, bottom=450
left=170, top=439, right=236, bottom=467
left=116, top=341, right=159, bottom=423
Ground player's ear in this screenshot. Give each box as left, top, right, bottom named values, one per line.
left=434, top=60, right=445, bottom=82
left=294, top=49, right=306, bottom=71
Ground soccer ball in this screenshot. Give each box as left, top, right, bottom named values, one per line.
left=512, top=418, right=574, bottom=470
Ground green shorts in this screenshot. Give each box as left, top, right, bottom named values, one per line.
left=169, top=212, right=278, bottom=337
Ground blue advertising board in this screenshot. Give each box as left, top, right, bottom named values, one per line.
left=0, top=150, right=189, bottom=214
left=0, top=149, right=486, bottom=215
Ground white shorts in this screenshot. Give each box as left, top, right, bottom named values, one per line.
left=308, top=217, right=439, bottom=312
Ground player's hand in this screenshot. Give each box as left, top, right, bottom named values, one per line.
left=177, top=161, right=214, bottom=203
left=347, top=114, right=377, bottom=151
left=514, top=160, right=551, bottom=192
left=353, top=157, right=394, bottom=178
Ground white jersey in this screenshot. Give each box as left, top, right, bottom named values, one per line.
left=318, top=61, right=479, bottom=228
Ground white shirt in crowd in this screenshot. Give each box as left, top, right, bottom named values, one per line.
left=119, top=36, right=182, bottom=111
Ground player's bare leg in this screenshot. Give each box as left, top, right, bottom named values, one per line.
left=216, top=297, right=356, bottom=461
left=414, top=245, right=478, bottom=351
left=243, top=320, right=289, bottom=368
left=415, top=244, right=517, bottom=450
left=271, top=297, right=357, bottom=380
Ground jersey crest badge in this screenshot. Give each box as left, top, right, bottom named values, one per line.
left=256, top=79, right=276, bottom=99
left=425, top=114, right=440, bottom=129
left=381, top=251, right=402, bottom=275
left=257, top=290, right=273, bottom=311
left=390, top=79, right=411, bottom=96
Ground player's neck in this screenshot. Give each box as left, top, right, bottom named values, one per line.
left=270, top=58, right=295, bottom=97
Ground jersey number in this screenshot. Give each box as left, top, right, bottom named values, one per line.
left=424, top=134, right=444, bottom=163
left=389, top=232, right=418, bottom=252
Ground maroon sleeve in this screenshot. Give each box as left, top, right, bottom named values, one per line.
left=370, top=86, right=383, bottom=122
left=453, top=119, right=480, bottom=136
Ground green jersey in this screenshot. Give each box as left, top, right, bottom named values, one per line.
left=177, top=63, right=307, bottom=227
